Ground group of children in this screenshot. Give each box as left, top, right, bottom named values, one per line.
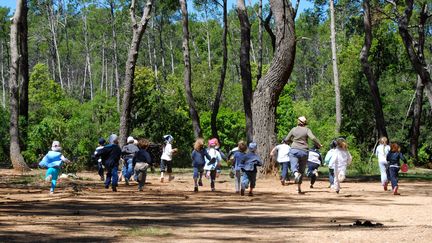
left=37, top=117, right=408, bottom=196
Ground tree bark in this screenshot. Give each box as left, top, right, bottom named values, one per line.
left=210, top=0, right=228, bottom=140
left=9, top=0, right=30, bottom=172
left=18, top=1, right=29, bottom=129
left=180, top=0, right=202, bottom=138
left=1, top=41, right=6, bottom=108
left=119, top=0, right=153, bottom=147
left=410, top=76, right=423, bottom=163
left=237, top=0, right=253, bottom=143
left=264, top=11, right=276, bottom=52
left=253, top=0, right=296, bottom=174
left=329, top=0, right=341, bottom=134
left=82, top=13, right=93, bottom=100
left=396, top=1, right=432, bottom=108
left=360, top=0, right=388, bottom=138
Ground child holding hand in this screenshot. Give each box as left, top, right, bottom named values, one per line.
left=329, top=138, right=352, bottom=194
left=240, top=142, right=262, bottom=196
left=386, top=143, right=407, bottom=195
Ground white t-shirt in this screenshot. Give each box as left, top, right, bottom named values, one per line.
left=375, top=144, right=390, bottom=163
left=204, top=148, right=222, bottom=170
left=161, top=143, right=173, bottom=161
left=275, top=144, right=290, bottom=163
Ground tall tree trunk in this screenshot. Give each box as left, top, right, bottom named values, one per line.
left=180, top=0, right=202, bottom=138
left=257, top=0, right=263, bottom=81
left=210, top=0, right=228, bottom=140
left=150, top=18, right=158, bottom=78
left=329, top=0, right=341, bottom=134
left=264, top=11, right=276, bottom=52
left=204, top=6, right=212, bottom=70
left=119, top=0, right=153, bottom=147
left=169, top=37, right=175, bottom=74
left=409, top=4, right=428, bottom=162
left=47, top=1, right=64, bottom=88
left=109, top=0, right=121, bottom=111
left=158, top=14, right=167, bottom=82
left=9, top=0, right=30, bottom=172
left=18, top=1, right=29, bottom=130
left=396, top=1, right=432, bottom=108
left=83, top=13, right=93, bottom=100
left=237, top=0, right=253, bottom=143
left=101, top=34, right=106, bottom=93
left=410, top=76, right=423, bottom=163
left=252, top=0, right=296, bottom=174
left=360, top=0, right=388, bottom=138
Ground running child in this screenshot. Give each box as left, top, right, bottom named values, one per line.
left=121, top=136, right=139, bottom=185
left=386, top=143, right=407, bottom=195
left=204, top=138, right=222, bottom=191
left=306, top=145, right=322, bottom=188
left=160, top=135, right=178, bottom=183
left=94, top=134, right=122, bottom=192
left=39, top=141, right=71, bottom=194
left=240, top=142, right=263, bottom=196
left=93, top=138, right=106, bottom=181
left=191, top=138, right=211, bottom=192
left=231, top=141, right=247, bottom=193
left=324, top=140, right=337, bottom=188
left=329, top=138, right=352, bottom=193
left=133, top=138, right=153, bottom=191
left=375, top=137, right=391, bottom=191
left=270, top=138, right=291, bottom=185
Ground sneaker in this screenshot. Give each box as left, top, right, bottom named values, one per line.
left=313, top=170, right=319, bottom=177
left=393, top=186, right=400, bottom=195
left=160, top=177, right=164, bottom=183
left=281, top=180, right=285, bottom=186
left=138, top=186, right=143, bottom=192
left=104, top=185, right=109, bottom=189
left=49, top=190, right=54, bottom=195
left=125, top=178, right=129, bottom=186
left=248, top=191, right=253, bottom=197
left=45, top=175, right=52, bottom=182
left=310, top=184, right=314, bottom=189
left=294, top=172, right=302, bottom=184
left=240, top=189, right=245, bottom=196
left=336, top=190, right=340, bottom=194
left=112, top=187, right=117, bottom=192
left=194, top=187, right=198, bottom=192
left=383, top=184, right=388, bottom=191
left=168, top=175, right=175, bottom=182
left=198, top=180, right=203, bottom=186
left=297, top=184, right=302, bottom=194
left=211, top=188, right=215, bottom=192
left=100, top=176, right=104, bottom=181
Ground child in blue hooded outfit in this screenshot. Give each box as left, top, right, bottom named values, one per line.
left=39, top=141, right=71, bottom=194
left=230, top=140, right=247, bottom=193
left=240, top=142, right=262, bottom=196
left=94, top=134, right=122, bottom=192
left=191, top=138, right=211, bottom=192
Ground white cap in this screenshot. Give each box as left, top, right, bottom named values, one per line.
left=51, top=141, right=61, bottom=151
left=298, top=116, right=307, bottom=125
left=127, top=136, right=134, bottom=143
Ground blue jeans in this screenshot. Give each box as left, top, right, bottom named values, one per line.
left=193, top=166, right=204, bottom=179
left=241, top=171, right=257, bottom=190
left=160, top=159, right=172, bottom=173
left=328, top=168, right=334, bottom=186
left=289, top=148, right=309, bottom=183
left=280, top=162, right=291, bottom=181
left=389, top=166, right=400, bottom=189
left=105, top=166, right=119, bottom=188
left=46, top=167, right=60, bottom=192
left=306, top=162, right=320, bottom=185
left=122, top=158, right=134, bottom=180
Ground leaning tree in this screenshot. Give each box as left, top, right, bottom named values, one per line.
left=252, top=0, right=297, bottom=174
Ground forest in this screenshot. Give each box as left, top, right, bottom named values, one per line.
left=0, top=0, right=431, bottom=173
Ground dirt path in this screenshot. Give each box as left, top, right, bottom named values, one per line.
left=0, top=169, right=431, bottom=242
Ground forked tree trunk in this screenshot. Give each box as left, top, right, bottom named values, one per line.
left=119, top=0, right=153, bottom=147
left=329, top=0, right=341, bottom=134
left=9, top=0, right=30, bottom=172
left=237, top=0, right=253, bottom=143
left=180, top=0, right=202, bottom=138
left=397, top=1, right=432, bottom=109
left=360, top=0, right=388, bottom=138
left=253, top=0, right=296, bottom=174
left=210, top=0, right=228, bottom=140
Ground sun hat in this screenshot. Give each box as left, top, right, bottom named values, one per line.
left=127, top=136, right=134, bottom=144
left=109, top=134, right=118, bottom=144
left=248, top=142, right=257, bottom=152
left=51, top=141, right=61, bottom=152
left=298, top=116, right=307, bottom=125
left=163, top=135, right=174, bottom=143
left=208, top=138, right=218, bottom=147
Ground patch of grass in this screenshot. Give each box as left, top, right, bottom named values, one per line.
left=124, top=226, right=173, bottom=237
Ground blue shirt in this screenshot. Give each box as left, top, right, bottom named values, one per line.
left=233, top=151, right=245, bottom=171
left=191, top=149, right=211, bottom=167
left=241, top=152, right=262, bottom=172
left=39, top=151, right=64, bottom=168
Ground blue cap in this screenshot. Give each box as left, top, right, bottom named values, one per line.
left=248, top=142, right=257, bottom=152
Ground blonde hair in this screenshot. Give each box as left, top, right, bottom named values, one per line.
left=194, top=138, right=204, bottom=151
left=237, top=140, right=247, bottom=152
left=336, top=138, right=348, bottom=150
left=379, top=137, right=388, bottom=145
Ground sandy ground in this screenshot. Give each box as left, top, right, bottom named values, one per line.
left=0, top=168, right=431, bottom=242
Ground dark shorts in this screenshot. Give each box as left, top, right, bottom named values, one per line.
left=160, top=159, right=173, bottom=173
